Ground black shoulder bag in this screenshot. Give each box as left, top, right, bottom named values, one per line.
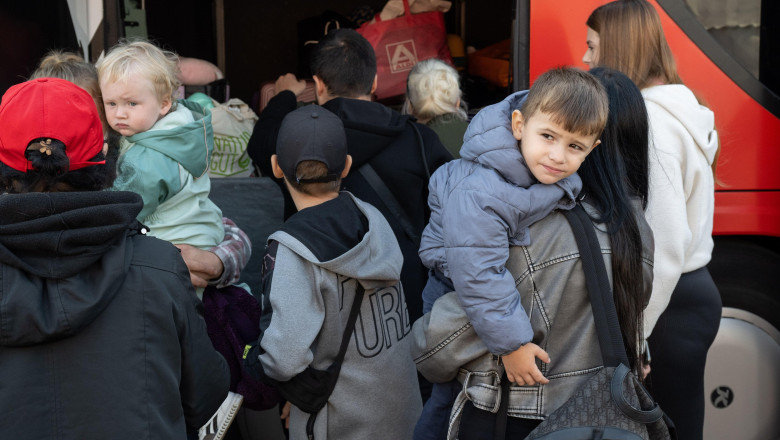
left=245, top=285, right=364, bottom=440
left=491, top=204, right=677, bottom=440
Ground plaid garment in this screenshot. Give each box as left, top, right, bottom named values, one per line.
left=209, top=217, right=251, bottom=288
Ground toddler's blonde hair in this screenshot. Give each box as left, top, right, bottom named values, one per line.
left=97, top=39, right=180, bottom=108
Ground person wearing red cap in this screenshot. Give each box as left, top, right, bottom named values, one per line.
left=0, top=77, right=230, bottom=439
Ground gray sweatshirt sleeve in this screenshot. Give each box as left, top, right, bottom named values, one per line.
left=258, top=244, right=325, bottom=381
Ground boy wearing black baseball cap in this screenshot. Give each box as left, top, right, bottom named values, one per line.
left=245, top=106, right=422, bottom=439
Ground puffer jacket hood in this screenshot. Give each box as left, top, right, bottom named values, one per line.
left=642, top=85, right=719, bottom=165
left=125, top=99, right=214, bottom=178
left=0, top=191, right=143, bottom=347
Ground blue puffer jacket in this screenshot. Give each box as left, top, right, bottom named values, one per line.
left=418, top=91, right=581, bottom=355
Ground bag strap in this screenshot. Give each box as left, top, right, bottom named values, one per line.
left=356, top=118, right=429, bottom=246
left=409, top=119, right=431, bottom=179
left=336, top=284, right=365, bottom=362
left=375, top=0, right=412, bottom=23
left=564, top=205, right=669, bottom=426
left=562, top=205, right=629, bottom=367
left=493, top=371, right=511, bottom=440
left=402, top=0, right=412, bottom=17
left=358, top=164, right=421, bottom=246
left=305, top=283, right=366, bottom=440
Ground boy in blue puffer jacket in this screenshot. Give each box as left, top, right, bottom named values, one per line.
left=414, top=67, right=609, bottom=440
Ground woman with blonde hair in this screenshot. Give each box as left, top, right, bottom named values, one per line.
left=403, top=58, right=468, bottom=158
left=30, top=50, right=109, bottom=135
left=584, top=1, right=721, bottom=438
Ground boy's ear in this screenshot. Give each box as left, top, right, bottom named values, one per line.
left=313, top=75, right=327, bottom=104
left=341, top=154, right=353, bottom=178
left=370, top=75, right=378, bottom=96
left=511, top=110, right=525, bottom=141
left=270, top=154, right=286, bottom=179
left=159, top=98, right=173, bottom=117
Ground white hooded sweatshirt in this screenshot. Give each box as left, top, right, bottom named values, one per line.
left=642, top=84, right=719, bottom=337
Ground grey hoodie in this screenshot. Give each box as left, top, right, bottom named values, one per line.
left=419, top=91, right=582, bottom=355
left=255, top=192, right=422, bottom=440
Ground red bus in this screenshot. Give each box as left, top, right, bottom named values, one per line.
left=3, top=1, right=776, bottom=437
left=511, top=1, right=780, bottom=438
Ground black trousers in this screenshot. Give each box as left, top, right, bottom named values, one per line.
left=458, top=402, right=541, bottom=440
left=647, top=266, right=722, bottom=440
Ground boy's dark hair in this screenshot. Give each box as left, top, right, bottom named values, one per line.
left=521, top=67, right=609, bottom=137
left=0, top=133, right=118, bottom=193
left=286, top=160, right=342, bottom=196
left=310, top=29, right=377, bottom=98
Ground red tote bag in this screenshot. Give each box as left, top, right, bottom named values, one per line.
left=357, top=0, right=453, bottom=100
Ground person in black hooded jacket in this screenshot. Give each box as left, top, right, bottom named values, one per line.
left=246, top=29, right=453, bottom=323
left=0, top=77, right=229, bottom=439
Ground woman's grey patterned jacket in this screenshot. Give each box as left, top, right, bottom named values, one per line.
left=412, top=202, right=654, bottom=424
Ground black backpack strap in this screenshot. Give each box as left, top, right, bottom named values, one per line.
left=357, top=119, right=430, bottom=247
left=358, top=164, right=421, bottom=246
left=408, top=119, right=430, bottom=179
left=493, top=371, right=511, bottom=440
left=562, top=205, right=630, bottom=367
left=336, top=284, right=365, bottom=363
left=564, top=205, right=667, bottom=427
left=305, top=283, right=365, bottom=440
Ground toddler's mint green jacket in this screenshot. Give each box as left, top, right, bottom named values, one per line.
left=112, top=100, right=224, bottom=250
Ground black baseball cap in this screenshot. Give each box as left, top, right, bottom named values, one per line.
left=276, top=106, right=347, bottom=184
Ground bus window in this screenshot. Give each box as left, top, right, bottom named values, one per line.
left=682, top=0, right=779, bottom=97
left=683, top=0, right=759, bottom=78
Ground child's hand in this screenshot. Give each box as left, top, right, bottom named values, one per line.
left=501, top=343, right=550, bottom=386
left=280, top=401, right=291, bottom=429
left=641, top=362, right=651, bottom=379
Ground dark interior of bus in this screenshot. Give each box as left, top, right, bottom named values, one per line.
left=1, top=0, right=777, bottom=112
left=0, top=0, right=515, bottom=112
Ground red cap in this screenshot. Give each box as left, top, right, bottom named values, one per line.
left=0, top=77, right=105, bottom=172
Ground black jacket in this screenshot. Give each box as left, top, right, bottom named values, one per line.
left=246, top=91, right=453, bottom=320
left=0, top=191, right=229, bottom=439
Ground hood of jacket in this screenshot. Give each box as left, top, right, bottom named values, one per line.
left=0, top=191, right=143, bottom=347
left=270, top=193, right=402, bottom=292
left=642, top=84, right=719, bottom=165
left=125, top=99, right=214, bottom=177
left=322, top=97, right=414, bottom=169
left=460, top=90, right=581, bottom=194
